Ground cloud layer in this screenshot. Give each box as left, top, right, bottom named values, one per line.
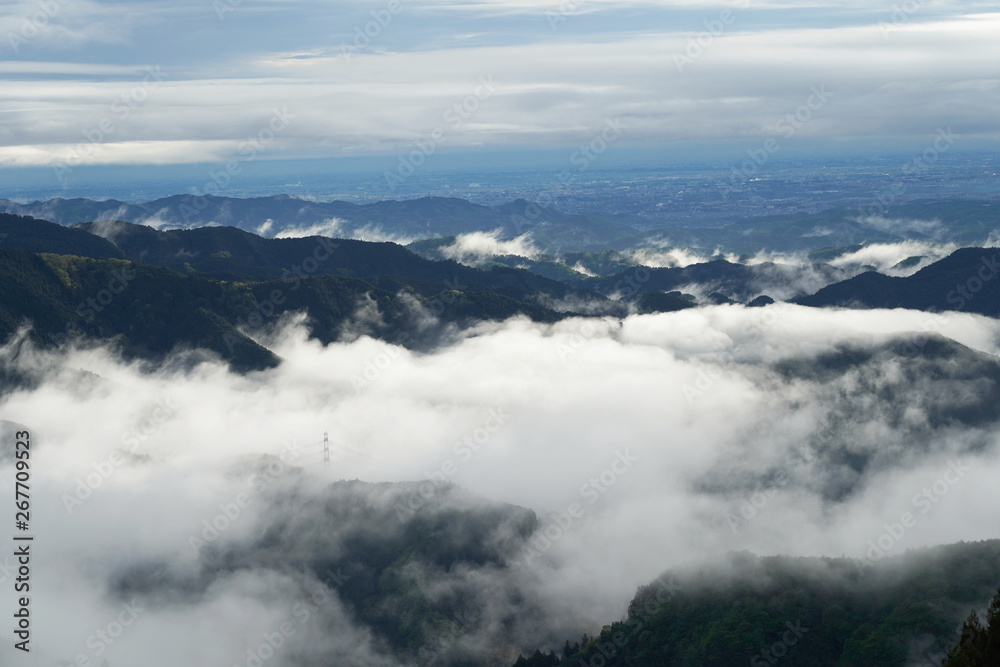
left=0, top=2, right=997, bottom=168
left=2, top=302, right=1000, bottom=663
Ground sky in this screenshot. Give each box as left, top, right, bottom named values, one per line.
left=0, top=0, right=998, bottom=173
left=1, top=5, right=999, bottom=661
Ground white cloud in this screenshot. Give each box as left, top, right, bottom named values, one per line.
left=255, top=219, right=274, bottom=236
left=829, top=240, right=961, bottom=276
left=2, top=304, right=1000, bottom=664
left=0, top=141, right=239, bottom=168
left=272, top=218, right=418, bottom=244
left=855, top=215, right=947, bottom=239
left=0, top=62, right=145, bottom=75
left=629, top=244, right=724, bottom=268
left=273, top=218, right=347, bottom=239
left=0, top=12, right=997, bottom=166
left=440, top=229, right=539, bottom=265
left=348, top=224, right=421, bottom=244
left=0, top=0, right=134, bottom=50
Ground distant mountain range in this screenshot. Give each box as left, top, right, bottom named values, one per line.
left=0, top=213, right=578, bottom=372
left=1, top=208, right=998, bottom=374
left=3, top=194, right=998, bottom=254
left=0, top=194, right=629, bottom=251
left=794, top=247, right=1000, bottom=317
left=3, top=201, right=1000, bottom=666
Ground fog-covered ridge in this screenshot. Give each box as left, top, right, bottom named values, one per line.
left=2, top=301, right=1000, bottom=664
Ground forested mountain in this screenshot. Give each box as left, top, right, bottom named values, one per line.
left=0, top=212, right=125, bottom=259
left=0, top=194, right=624, bottom=246
left=511, top=542, right=1000, bottom=667
left=115, top=476, right=547, bottom=667
left=942, top=590, right=1000, bottom=666
left=70, top=219, right=586, bottom=304
left=794, top=248, right=1000, bottom=317
left=1, top=199, right=999, bottom=665
left=0, top=247, right=564, bottom=374
left=3, top=212, right=999, bottom=378
left=586, top=258, right=850, bottom=303
left=98, top=468, right=1000, bottom=667
left=0, top=214, right=586, bottom=305
left=4, top=195, right=997, bottom=255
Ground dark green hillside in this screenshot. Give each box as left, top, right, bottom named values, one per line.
left=3, top=194, right=516, bottom=238
left=0, top=247, right=567, bottom=373
left=514, top=541, right=1000, bottom=667
left=405, top=240, right=640, bottom=283
left=113, top=478, right=543, bottom=667
left=795, top=248, right=1000, bottom=317
left=0, top=213, right=125, bottom=258
left=69, top=219, right=586, bottom=304
left=0, top=196, right=145, bottom=225
left=634, top=290, right=698, bottom=314
left=942, top=588, right=1000, bottom=666
left=590, top=258, right=847, bottom=302
left=0, top=248, right=83, bottom=340
left=1, top=249, right=280, bottom=371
